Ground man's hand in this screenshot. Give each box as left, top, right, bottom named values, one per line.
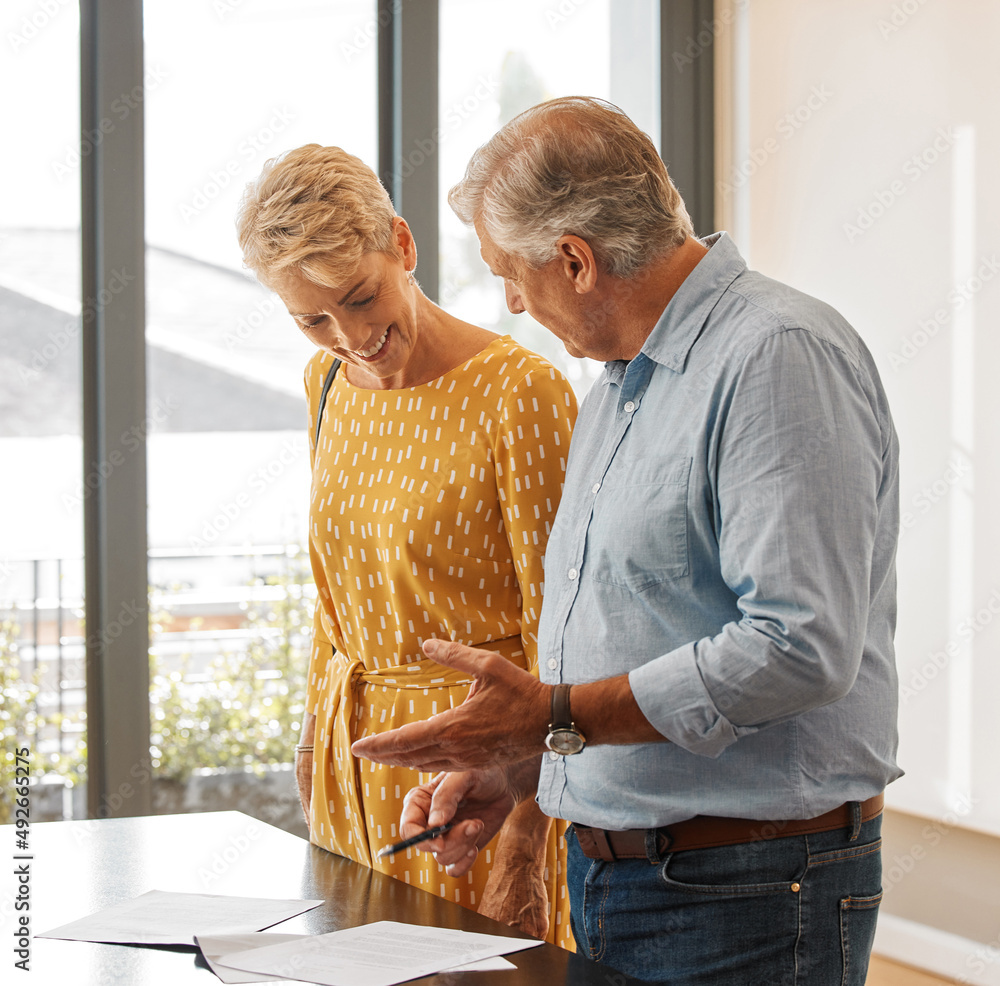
left=352, top=639, right=550, bottom=772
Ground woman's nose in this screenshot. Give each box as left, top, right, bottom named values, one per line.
left=321, top=314, right=370, bottom=352
left=504, top=280, right=525, bottom=315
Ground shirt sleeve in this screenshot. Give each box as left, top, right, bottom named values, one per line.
left=493, top=360, right=578, bottom=674
left=629, top=328, right=889, bottom=756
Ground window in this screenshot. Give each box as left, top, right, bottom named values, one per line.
left=0, top=1, right=86, bottom=821
left=141, top=0, right=377, bottom=828
left=439, top=0, right=660, bottom=396
left=9, top=0, right=686, bottom=826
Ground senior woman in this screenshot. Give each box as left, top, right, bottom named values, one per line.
left=236, top=144, right=577, bottom=946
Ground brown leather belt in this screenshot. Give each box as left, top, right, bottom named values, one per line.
left=574, top=793, right=884, bottom=860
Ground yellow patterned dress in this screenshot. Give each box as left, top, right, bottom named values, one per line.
left=303, top=335, right=578, bottom=948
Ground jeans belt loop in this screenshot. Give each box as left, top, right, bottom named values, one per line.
left=644, top=827, right=666, bottom=864
left=848, top=799, right=862, bottom=841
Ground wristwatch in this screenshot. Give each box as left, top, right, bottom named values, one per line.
left=545, top=684, right=587, bottom=755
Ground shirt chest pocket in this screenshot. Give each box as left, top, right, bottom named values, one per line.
left=587, top=457, right=691, bottom=592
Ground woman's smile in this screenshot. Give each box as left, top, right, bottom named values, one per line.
left=354, top=325, right=390, bottom=360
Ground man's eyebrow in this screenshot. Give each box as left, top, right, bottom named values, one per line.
left=482, top=254, right=511, bottom=278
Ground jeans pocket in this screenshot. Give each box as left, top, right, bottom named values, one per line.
left=808, top=836, right=882, bottom=868
left=659, top=839, right=806, bottom=898
left=839, top=891, right=882, bottom=986
left=576, top=857, right=613, bottom=961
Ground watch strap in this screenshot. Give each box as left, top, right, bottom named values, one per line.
left=550, top=683, right=574, bottom=729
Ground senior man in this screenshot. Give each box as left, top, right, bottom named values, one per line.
left=353, top=96, right=900, bottom=986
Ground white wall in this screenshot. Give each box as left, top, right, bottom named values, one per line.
left=716, top=0, right=1000, bottom=836
left=712, top=0, right=1000, bottom=970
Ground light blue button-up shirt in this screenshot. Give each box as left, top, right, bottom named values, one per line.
left=536, top=233, right=902, bottom=829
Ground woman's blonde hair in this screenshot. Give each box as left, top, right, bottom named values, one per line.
left=237, top=144, right=397, bottom=287
left=449, top=96, right=693, bottom=278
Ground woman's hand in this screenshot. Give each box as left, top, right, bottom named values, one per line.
left=394, top=766, right=524, bottom=877
left=477, top=799, right=552, bottom=939
left=294, top=751, right=312, bottom=825
left=295, top=713, right=316, bottom=827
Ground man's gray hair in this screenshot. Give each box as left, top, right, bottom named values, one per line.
left=449, top=96, right=694, bottom=278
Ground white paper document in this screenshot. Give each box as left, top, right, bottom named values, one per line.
left=36, top=889, right=325, bottom=946
left=199, top=932, right=515, bottom=984
left=216, top=920, right=542, bottom=986
left=198, top=933, right=308, bottom=984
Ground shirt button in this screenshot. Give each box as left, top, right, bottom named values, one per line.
left=624, top=401, right=636, bottom=413
left=591, top=483, right=601, bottom=494
left=548, top=752, right=560, bottom=761
left=567, top=568, right=578, bottom=580
left=547, top=658, right=558, bottom=671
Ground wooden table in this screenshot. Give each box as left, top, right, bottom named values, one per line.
left=2, top=810, right=640, bottom=984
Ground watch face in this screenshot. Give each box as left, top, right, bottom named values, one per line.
left=546, top=728, right=585, bottom=756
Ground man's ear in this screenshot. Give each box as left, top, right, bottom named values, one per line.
left=555, top=235, right=598, bottom=294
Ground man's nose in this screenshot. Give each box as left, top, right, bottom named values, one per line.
left=504, top=280, right=525, bottom=315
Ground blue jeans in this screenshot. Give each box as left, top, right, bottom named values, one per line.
left=567, top=812, right=883, bottom=986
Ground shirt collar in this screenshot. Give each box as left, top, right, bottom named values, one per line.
left=638, top=231, right=747, bottom=374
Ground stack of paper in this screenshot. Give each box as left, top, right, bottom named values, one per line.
left=38, top=891, right=543, bottom=985
left=37, top=890, right=325, bottom=946
left=201, top=923, right=543, bottom=985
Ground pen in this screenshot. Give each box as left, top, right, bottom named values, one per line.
left=375, top=822, right=455, bottom=860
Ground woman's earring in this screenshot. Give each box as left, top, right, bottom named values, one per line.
left=407, top=268, right=416, bottom=286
